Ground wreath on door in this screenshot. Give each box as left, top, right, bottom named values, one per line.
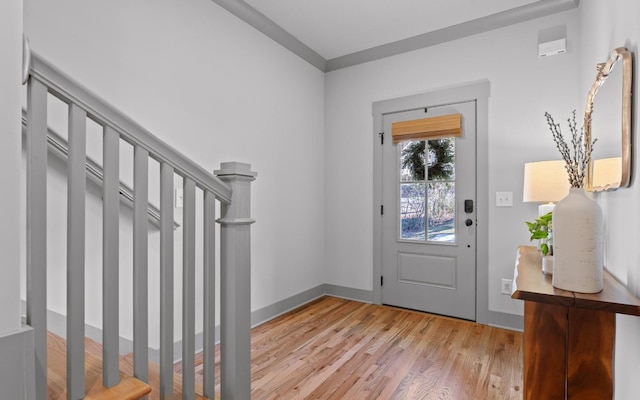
left=401, top=139, right=454, bottom=181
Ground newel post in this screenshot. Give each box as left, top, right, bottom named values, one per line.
left=215, top=162, right=256, bottom=400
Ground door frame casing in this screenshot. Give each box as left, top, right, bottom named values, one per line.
left=372, top=80, right=490, bottom=325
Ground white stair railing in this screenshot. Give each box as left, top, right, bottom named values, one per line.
left=24, top=49, right=254, bottom=400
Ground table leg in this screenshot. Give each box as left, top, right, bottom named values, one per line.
left=523, top=301, right=567, bottom=400
left=567, top=307, right=614, bottom=399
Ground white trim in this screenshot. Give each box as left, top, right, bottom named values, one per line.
left=210, top=0, right=326, bottom=71
left=488, top=310, right=525, bottom=332
left=326, top=0, right=578, bottom=71
left=209, top=0, right=578, bottom=72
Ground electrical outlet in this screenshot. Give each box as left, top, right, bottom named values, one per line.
left=501, top=278, right=513, bottom=295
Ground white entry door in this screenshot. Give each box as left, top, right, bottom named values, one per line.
left=381, top=101, right=476, bottom=320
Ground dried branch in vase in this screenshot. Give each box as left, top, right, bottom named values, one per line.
left=545, top=110, right=597, bottom=188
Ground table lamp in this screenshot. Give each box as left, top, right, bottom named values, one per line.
left=523, top=160, right=570, bottom=275
left=523, top=160, right=570, bottom=216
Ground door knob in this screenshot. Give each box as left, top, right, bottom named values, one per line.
left=465, top=218, right=473, bottom=226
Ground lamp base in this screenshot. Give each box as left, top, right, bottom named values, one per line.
left=539, top=202, right=555, bottom=216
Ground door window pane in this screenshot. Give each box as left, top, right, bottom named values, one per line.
left=427, top=138, right=455, bottom=181
left=398, top=138, right=456, bottom=243
left=400, top=141, right=425, bottom=182
left=427, top=182, right=455, bottom=242
left=400, top=183, right=425, bottom=240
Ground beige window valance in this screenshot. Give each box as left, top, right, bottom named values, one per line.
left=391, top=113, right=462, bottom=144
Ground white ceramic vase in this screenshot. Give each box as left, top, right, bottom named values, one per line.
left=552, top=188, right=604, bottom=293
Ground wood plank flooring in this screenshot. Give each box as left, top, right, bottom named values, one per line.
left=47, top=295, right=522, bottom=399
left=185, top=296, right=523, bottom=399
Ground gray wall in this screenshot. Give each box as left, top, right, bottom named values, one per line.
left=23, top=0, right=327, bottom=345
left=324, top=10, right=581, bottom=321
left=578, top=2, right=640, bottom=399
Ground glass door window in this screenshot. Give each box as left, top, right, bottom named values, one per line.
left=399, top=138, right=456, bottom=242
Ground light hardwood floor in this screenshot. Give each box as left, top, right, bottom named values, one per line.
left=185, top=295, right=523, bottom=400
left=47, top=296, right=522, bottom=399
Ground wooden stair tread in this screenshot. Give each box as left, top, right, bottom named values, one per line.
left=47, top=331, right=151, bottom=400
left=47, top=330, right=215, bottom=399
left=121, top=353, right=216, bottom=400
left=84, top=375, right=152, bottom=400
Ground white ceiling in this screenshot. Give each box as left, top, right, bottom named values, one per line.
left=244, top=0, right=541, bottom=59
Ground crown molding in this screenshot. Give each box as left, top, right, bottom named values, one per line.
left=326, top=0, right=578, bottom=71
left=211, top=0, right=579, bottom=73
left=210, top=0, right=327, bottom=71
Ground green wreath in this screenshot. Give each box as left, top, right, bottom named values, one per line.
left=401, top=139, right=454, bottom=181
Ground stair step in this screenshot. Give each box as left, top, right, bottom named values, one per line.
left=121, top=353, right=213, bottom=400
left=83, top=375, right=152, bottom=400
left=47, top=331, right=216, bottom=399
left=47, top=331, right=151, bottom=400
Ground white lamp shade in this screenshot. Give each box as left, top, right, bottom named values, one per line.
left=523, top=160, right=570, bottom=203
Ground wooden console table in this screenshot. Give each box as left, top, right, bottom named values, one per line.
left=512, top=246, right=640, bottom=400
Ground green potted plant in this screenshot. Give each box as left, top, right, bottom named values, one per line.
left=526, top=211, right=553, bottom=256
left=526, top=211, right=554, bottom=274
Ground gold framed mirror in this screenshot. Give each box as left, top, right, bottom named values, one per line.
left=584, top=47, right=632, bottom=191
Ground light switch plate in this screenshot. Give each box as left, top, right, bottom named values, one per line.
left=496, top=192, right=513, bottom=207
